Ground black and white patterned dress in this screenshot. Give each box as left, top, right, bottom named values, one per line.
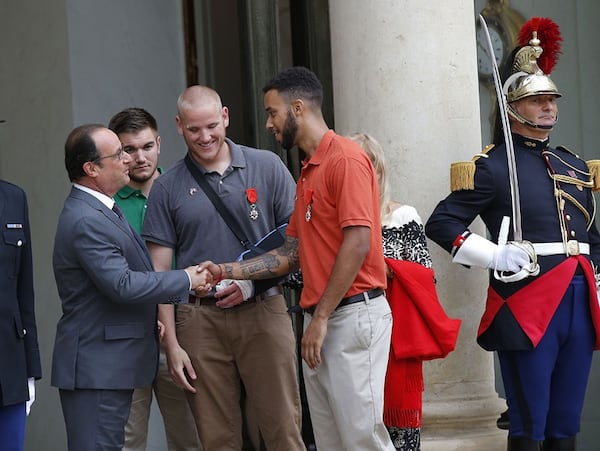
left=382, top=205, right=432, bottom=268
left=382, top=204, right=432, bottom=451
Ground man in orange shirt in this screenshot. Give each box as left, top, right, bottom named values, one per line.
left=201, top=66, right=394, bottom=451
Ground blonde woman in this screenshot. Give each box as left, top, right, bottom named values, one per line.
left=349, top=133, right=460, bottom=451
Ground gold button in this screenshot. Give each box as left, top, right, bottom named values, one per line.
left=566, top=215, right=571, bottom=221
left=17, top=240, right=23, bottom=247
left=571, top=230, right=576, bottom=237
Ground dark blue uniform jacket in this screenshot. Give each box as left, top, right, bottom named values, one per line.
left=426, top=133, right=600, bottom=350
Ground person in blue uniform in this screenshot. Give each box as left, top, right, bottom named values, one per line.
left=0, top=179, right=41, bottom=451
left=425, top=18, right=600, bottom=451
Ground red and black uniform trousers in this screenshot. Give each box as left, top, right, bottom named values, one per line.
left=479, top=255, right=600, bottom=440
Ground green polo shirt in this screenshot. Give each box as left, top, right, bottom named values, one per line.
left=114, top=168, right=162, bottom=234
left=114, top=168, right=176, bottom=272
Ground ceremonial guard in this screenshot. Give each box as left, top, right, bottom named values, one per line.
left=426, top=17, right=600, bottom=451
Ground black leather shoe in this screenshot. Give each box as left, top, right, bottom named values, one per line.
left=508, top=436, right=542, bottom=450
left=542, top=437, right=575, bottom=451
left=497, top=408, right=510, bottom=430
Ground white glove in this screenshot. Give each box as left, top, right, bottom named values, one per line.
left=216, top=279, right=254, bottom=301
left=493, top=244, right=530, bottom=272
left=26, top=377, right=35, bottom=416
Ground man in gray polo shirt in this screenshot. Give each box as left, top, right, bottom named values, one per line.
left=142, top=86, right=305, bottom=450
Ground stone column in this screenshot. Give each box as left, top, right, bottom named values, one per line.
left=328, top=1, right=506, bottom=449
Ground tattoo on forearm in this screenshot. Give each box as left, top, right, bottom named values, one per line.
left=228, top=236, right=300, bottom=280
left=239, top=255, right=279, bottom=279
left=277, top=236, right=300, bottom=269
left=222, top=263, right=235, bottom=279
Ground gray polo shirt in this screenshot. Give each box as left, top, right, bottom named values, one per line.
left=142, top=139, right=296, bottom=268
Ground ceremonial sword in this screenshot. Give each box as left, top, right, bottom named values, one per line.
left=479, top=15, right=539, bottom=281
left=478, top=14, right=522, bottom=242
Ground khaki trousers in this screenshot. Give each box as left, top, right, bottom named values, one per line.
left=303, top=294, right=394, bottom=451
left=176, top=293, right=305, bottom=451
left=123, top=349, right=201, bottom=451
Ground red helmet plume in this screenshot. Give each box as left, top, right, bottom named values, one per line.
left=517, top=17, right=562, bottom=74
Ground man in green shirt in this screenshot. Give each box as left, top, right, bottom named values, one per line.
left=112, top=109, right=161, bottom=231
left=109, top=108, right=201, bottom=451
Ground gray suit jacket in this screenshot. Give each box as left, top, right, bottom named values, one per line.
left=51, top=187, right=189, bottom=390
left=0, top=180, right=41, bottom=406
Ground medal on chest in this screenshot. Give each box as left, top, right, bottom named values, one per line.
left=305, top=189, right=314, bottom=222
left=567, top=170, right=584, bottom=191
left=246, top=188, right=259, bottom=220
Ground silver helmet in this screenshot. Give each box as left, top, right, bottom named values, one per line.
left=503, top=18, right=563, bottom=130
left=503, top=31, right=561, bottom=103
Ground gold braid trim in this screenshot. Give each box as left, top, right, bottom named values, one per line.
left=546, top=151, right=596, bottom=229
left=586, top=160, right=600, bottom=191
left=450, top=144, right=495, bottom=192
left=551, top=174, right=594, bottom=189
left=553, top=146, right=600, bottom=192
left=557, top=189, right=591, bottom=226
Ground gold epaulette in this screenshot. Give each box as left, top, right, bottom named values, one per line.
left=586, top=159, right=600, bottom=191
left=450, top=144, right=495, bottom=192
left=557, top=145, right=600, bottom=192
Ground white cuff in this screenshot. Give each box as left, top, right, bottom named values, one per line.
left=185, top=271, right=192, bottom=290
left=452, top=233, right=497, bottom=269
left=26, top=377, right=35, bottom=416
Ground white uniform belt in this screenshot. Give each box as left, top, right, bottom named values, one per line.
left=532, top=241, right=590, bottom=256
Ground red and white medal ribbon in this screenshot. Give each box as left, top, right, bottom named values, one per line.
left=246, top=188, right=259, bottom=220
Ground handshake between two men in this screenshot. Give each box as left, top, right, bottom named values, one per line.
left=186, top=265, right=214, bottom=296
left=185, top=262, right=255, bottom=308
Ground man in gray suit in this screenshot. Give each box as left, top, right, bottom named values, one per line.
left=51, top=124, right=210, bottom=451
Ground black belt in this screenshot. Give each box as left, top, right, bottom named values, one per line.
left=188, top=286, right=282, bottom=307
left=188, top=294, right=256, bottom=306
left=340, top=288, right=385, bottom=306
left=303, top=288, right=384, bottom=315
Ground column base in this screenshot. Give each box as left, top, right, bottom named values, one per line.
left=422, top=430, right=507, bottom=451
left=421, top=381, right=507, bottom=451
